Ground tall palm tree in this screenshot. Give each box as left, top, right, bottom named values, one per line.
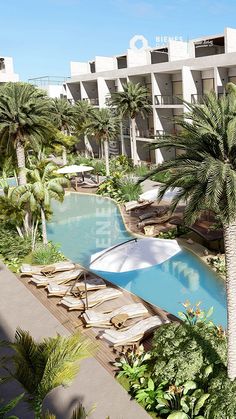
left=21, top=161, right=68, bottom=244
left=73, top=100, right=94, bottom=158
left=110, top=82, right=152, bottom=165
left=7, top=328, right=94, bottom=418
left=52, top=98, right=75, bottom=164
left=87, top=108, right=120, bottom=176
left=142, top=89, right=236, bottom=380
left=0, top=82, right=54, bottom=185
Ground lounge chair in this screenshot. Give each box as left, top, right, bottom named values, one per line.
left=60, top=287, right=122, bottom=311
left=20, top=261, right=75, bottom=277
left=100, top=316, right=168, bottom=347
left=47, top=276, right=106, bottom=297
left=124, top=200, right=154, bottom=212
left=29, top=268, right=84, bottom=287
left=82, top=303, right=148, bottom=328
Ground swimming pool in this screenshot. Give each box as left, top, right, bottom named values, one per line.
left=47, top=193, right=227, bottom=326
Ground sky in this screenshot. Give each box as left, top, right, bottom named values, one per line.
left=1, top=0, right=236, bottom=81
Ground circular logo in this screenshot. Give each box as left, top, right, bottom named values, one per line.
left=129, top=35, right=149, bottom=52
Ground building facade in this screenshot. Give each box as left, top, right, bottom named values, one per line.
left=0, top=55, right=19, bottom=84
left=28, top=76, right=70, bottom=99
left=65, top=27, right=236, bottom=163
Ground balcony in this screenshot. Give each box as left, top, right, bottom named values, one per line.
left=123, top=128, right=154, bottom=139
left=83, top=98, right=99, bottom=106
left=155, top=95, right=183, bottom=105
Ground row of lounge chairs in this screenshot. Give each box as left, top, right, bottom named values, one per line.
left=20, top=262, right=169, bottom=347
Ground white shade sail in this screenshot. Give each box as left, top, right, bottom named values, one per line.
left=90, top=238, right=181, bottom=273
left=57, top=165, right=94, bottom=174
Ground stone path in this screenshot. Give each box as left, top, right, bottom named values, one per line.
left=0, top=262, right=150, bottom=419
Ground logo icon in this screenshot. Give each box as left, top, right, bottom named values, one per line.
left=129, top=35, right=149, bottom=52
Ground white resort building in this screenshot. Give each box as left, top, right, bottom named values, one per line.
left=28, top=76, right=68, bottom=99
left=0, top=55, right=19, bottom=84
left=65, top=27, right=236, bottom=163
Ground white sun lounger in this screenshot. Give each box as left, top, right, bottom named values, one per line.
left=60, top=288, right=122, bottom=311
left=100, top=316, right=168, bottom=347
left=124, top=200, right=154, bottom=212
left=20, top=261, right=75, bottom=276
left=47, top=276, right=106, bottom=297
left=30, top=268, right=84, bottom=287
left=82, top=303, right=148, bottom=327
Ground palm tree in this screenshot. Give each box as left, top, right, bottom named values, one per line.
left=142, top=89, right=236, bottom=380
left=21, top=161, right=68, bottom=244
left=73, top=100, right=94, bottom=158
left=87, top=108, right=120, bottom=176
left=7, top=328, right=95, bottom=418
left=0, top=82, right=54, bottom=185
left=110, top=82, right=152, bottom=165
left=52, top=98, right=75, bottom=164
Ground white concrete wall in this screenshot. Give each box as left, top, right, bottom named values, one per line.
left=127, top=49, right=150, bottom=68
left=225, top=27, right=236, bottom=53
left=0, top=56, right=19, bottom=82
left=95, top=56, right=115, bottom=72
left=168, top=41, right=189, bottom=62
left=70, top=61, right=90, bottom=76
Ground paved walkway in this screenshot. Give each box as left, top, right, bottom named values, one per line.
left=0, top=262, right=149, bottom=419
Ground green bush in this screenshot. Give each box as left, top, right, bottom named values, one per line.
left=32, top=242, right=66, bottom=265
left=97, top=173, right=141, bottom=202
left=151, top=321, right=226, bottom=385
left=0, top=223, right=32, bottom=271
left=204, top=371, right=236, bottom=418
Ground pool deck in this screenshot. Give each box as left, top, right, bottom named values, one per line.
left=0, top=261, right=153, bottom=418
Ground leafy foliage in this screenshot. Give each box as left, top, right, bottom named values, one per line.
left=110, top=82, right=152, bottom=120
left=0, top=223, right=31, bottom=271
left=0, top=393, right=24, bottom=419
left=97, top=172, right=142, bottom=202
left=31, top=242, right=66, bottom=265
left=204, top=371, right=236, bottom=418
left=6, top=329, right=95, bottom=417
left=207, top=255, right=226, bottom=276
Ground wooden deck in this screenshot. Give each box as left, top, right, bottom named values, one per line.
left=19, top=272, right=177, bottom=376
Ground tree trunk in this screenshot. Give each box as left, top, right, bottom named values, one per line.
left=103, top=139, right=110, bottom=177
left=84, top=134, right=94, bottom=158
left=224, top=221, right=236, bottom=380
left=62, top=146, right=67, bottom=165
left=120, top=121, right=126, bottom=155
left=16, top=140, right=26, bottom=185
left=41, top=207, right=48, bottom=244
left=131, top=118, right=139, bottom=166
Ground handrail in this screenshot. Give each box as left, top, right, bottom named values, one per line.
left=90, top=238, right=138, bottom=267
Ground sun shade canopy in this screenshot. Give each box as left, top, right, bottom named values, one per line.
left=90, top=238, right=181, bottom=273
left=57, top=165, right=94, bottom=174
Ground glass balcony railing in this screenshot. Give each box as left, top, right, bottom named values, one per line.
left=154, top=95, right=183, bottom=105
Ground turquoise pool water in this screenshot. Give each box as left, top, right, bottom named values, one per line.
left=47, top=193, right=227, bottom=327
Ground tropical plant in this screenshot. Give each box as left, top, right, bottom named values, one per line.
left=97, top=172, right=141, bottom=202
left=207, top=255, right=226, bottom=276
left=151, top=320, right=226, bottom=385
left=135, top=378, right=168, bottom=411
left=74, top=100, right=94, bottom=158
left=118, top=175, right=142, bottom=202
left=87, top=108, right=120, bottom=176
left=6, top=329, right=95, bottom=419
left=0, top=82, right=54, bottom=185
left=32, top=242, right=66, bottom=265
left=204, top=370, right=236, bottom=418
left=140, top=88, right=236, bottom=379
left=20, top=161, right=68, bottom=244
left=178, top=301, right=214, bottom=326
left=0, top=393, right=24, bottom=419
left=0, top=222, right=31, bottom=268
left=110, top=82, right=152, bottom=165
left=114, top=345, right=151, bottom=385
left=52, top=98, right=75, bottom=164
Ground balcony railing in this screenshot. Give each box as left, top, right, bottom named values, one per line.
left=191, top=94, right=205, bottom=104
left=155, top=95, right=183, bottom=105
left=83, top=98, right=99, bottom=106
left=122, top=128, right=154, bottom=138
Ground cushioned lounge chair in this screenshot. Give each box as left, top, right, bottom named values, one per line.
left=29, top=268, right=84, bottom=287
left=20, top=261, right=75, bottom=276
left=82, top=303, right=148, bottom=327
left=47, top=276, right=106, bottom=297
left=100, top=316, right=168, bottom=347
left=124, top=200, right=154, bottom=212
left=60, top=288, right=122, bottom=311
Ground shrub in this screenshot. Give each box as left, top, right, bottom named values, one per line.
left=151, top=321, right=226, bottom=385
left=97, top=173, right=142, bottom=202
left=205, top=371, right=236, bottom=419
left=207, top=255, right=226, bottom=276
left=32, top=242, right=66, bottom=265
left=0, top=223, right=32, bottom=271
